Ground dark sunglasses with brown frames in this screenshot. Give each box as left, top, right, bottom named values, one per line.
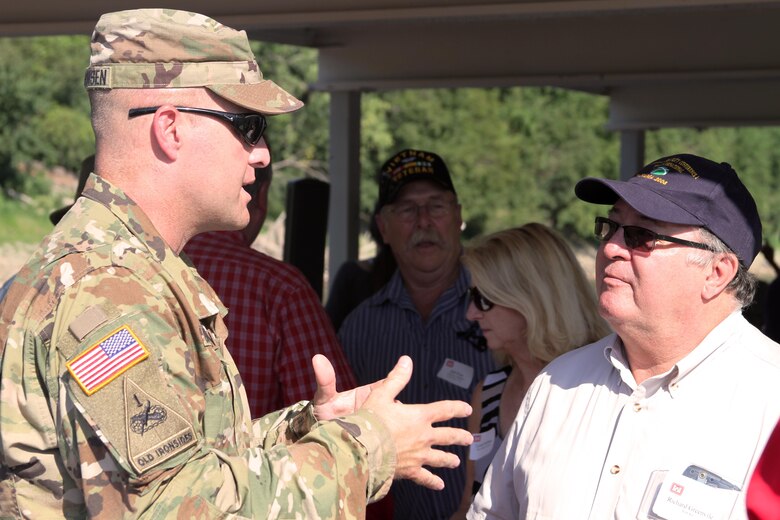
left=594, top=216, right=715, bottom=253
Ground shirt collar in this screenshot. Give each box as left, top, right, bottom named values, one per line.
left=80, top=173, right=225, bottom=320
left=603, top=334, right=635, bottom=383
left=670, top=311, right=744, bottom=384
left=603, top=336, right=673, bottom=395
left=376, top=269, right=406, bottom=306
left=81, top=173, right=169, bottom=263
left=370, top=263, right=472, bottom=314
left=603, top=311, right=744, bottom=393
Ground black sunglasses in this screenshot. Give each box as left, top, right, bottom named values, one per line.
left=594, top=216, right=714, bottom=252
left=128, top=106, right=267, bottom=146
left=469, top=286, right=495, bottom=312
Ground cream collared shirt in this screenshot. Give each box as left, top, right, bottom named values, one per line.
left=468, top=312, right=780, bottom=520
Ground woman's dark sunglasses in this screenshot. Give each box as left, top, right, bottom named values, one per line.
left=594, top=216, right=714, bottom=252
left=128, top=106, right=267, bottom=146
left=469, top=286, right=495, bottom=312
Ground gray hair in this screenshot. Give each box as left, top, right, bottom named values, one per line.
left=687, top=228, right=757, bottom=309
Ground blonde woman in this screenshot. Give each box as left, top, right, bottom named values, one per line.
left=451, top=223, right=610, bottom=518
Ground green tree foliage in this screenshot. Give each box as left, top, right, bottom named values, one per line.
left=32, top=106, right=95, bottom=174
left=0, top=36, right=91, bottom=193
left=250, top=41, right=330, bottom=219
left=1, top=35, right=780, bottom=250
left=359, top=87, right=619, bottom=240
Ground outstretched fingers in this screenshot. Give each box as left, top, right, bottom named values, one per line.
left=404, top=467, right=446, bottom=491
left=355, top=357, right=476, bottom=492
left=390, top=409, right=474, bottom=490
left=397, top=444, right=468, bottom=490
left=369, top=355, right=413, bottom=401
left=428, top=426, right=474, bottom=452
left=421, top=399, right=473, bottom=424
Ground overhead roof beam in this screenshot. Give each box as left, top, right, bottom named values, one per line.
left=3, top=0, right=779, bottom=37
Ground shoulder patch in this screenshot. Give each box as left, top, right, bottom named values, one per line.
left=124, top=379, right=197, bottom=473
left=67, top=325, right=149, bottom=395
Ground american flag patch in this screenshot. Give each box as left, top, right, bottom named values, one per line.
left=67, top=326, right=149, bottom=395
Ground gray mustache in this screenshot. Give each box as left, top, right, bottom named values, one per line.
left=410, top=231, right=444, bottom=247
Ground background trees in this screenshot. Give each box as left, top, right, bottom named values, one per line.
left=0, top=36, right=92, bottom=195
left=1, top=35, right=778, bottom=249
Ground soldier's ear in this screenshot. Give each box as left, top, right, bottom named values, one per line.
left=150, top=105, right=183, bottom=161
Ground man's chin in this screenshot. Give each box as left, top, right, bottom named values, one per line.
left=212, top=215, right=249, bottom=233
left=233, top=210, right=251, bottom=230
left=598, top=293, right=634, bottom=321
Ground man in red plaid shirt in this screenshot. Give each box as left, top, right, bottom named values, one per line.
left=184, top=163, right=356, bottom=418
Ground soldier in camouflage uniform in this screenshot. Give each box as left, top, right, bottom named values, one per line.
left=0, top=9, right=472, bottom=519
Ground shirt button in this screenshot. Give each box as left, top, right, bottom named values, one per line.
left=633, top=402, right=642, bottom=412
left=610, top=465, right=621, bottom=474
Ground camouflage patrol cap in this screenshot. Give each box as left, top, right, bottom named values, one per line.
left=85, top=9, right=303, bottom=115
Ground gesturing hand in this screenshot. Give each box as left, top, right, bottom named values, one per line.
left=311, top=354, right=473, bottom=490
left=311, top=353, right=375, bottom=420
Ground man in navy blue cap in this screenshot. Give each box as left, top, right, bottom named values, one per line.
left=469, top=154, right=780, bottom=520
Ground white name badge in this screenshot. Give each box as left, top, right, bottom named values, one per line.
left=436, top=358, right=474, bottom=389
left=469, top=428, right=496, bottom=460
left=651, top=468, right=737, bottom=520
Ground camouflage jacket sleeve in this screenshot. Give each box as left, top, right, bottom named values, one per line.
left=1, top=256, right=395, bottom=519
left=0, top=185, right=395, bottom=519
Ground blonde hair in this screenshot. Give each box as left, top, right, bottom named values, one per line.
left=463, top=223, right=610, bottom=364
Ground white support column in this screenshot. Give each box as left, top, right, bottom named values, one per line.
left=619, top=129, right=645, bottom=180
left=327, top=90, right=362, bottom=293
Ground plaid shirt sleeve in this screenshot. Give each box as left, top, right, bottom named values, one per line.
left=183, top=232, right=356, bottom=419
left=276, top=274, right=358, bottom=404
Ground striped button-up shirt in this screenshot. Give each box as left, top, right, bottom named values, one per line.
left=340, top=265, right=496, bottom=519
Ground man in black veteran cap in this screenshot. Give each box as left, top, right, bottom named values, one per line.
left=469, top=154, right=780, bottom=520
left=0, top=9, right=474, bottom=519
left=340, top=149, right=496, bottom=519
